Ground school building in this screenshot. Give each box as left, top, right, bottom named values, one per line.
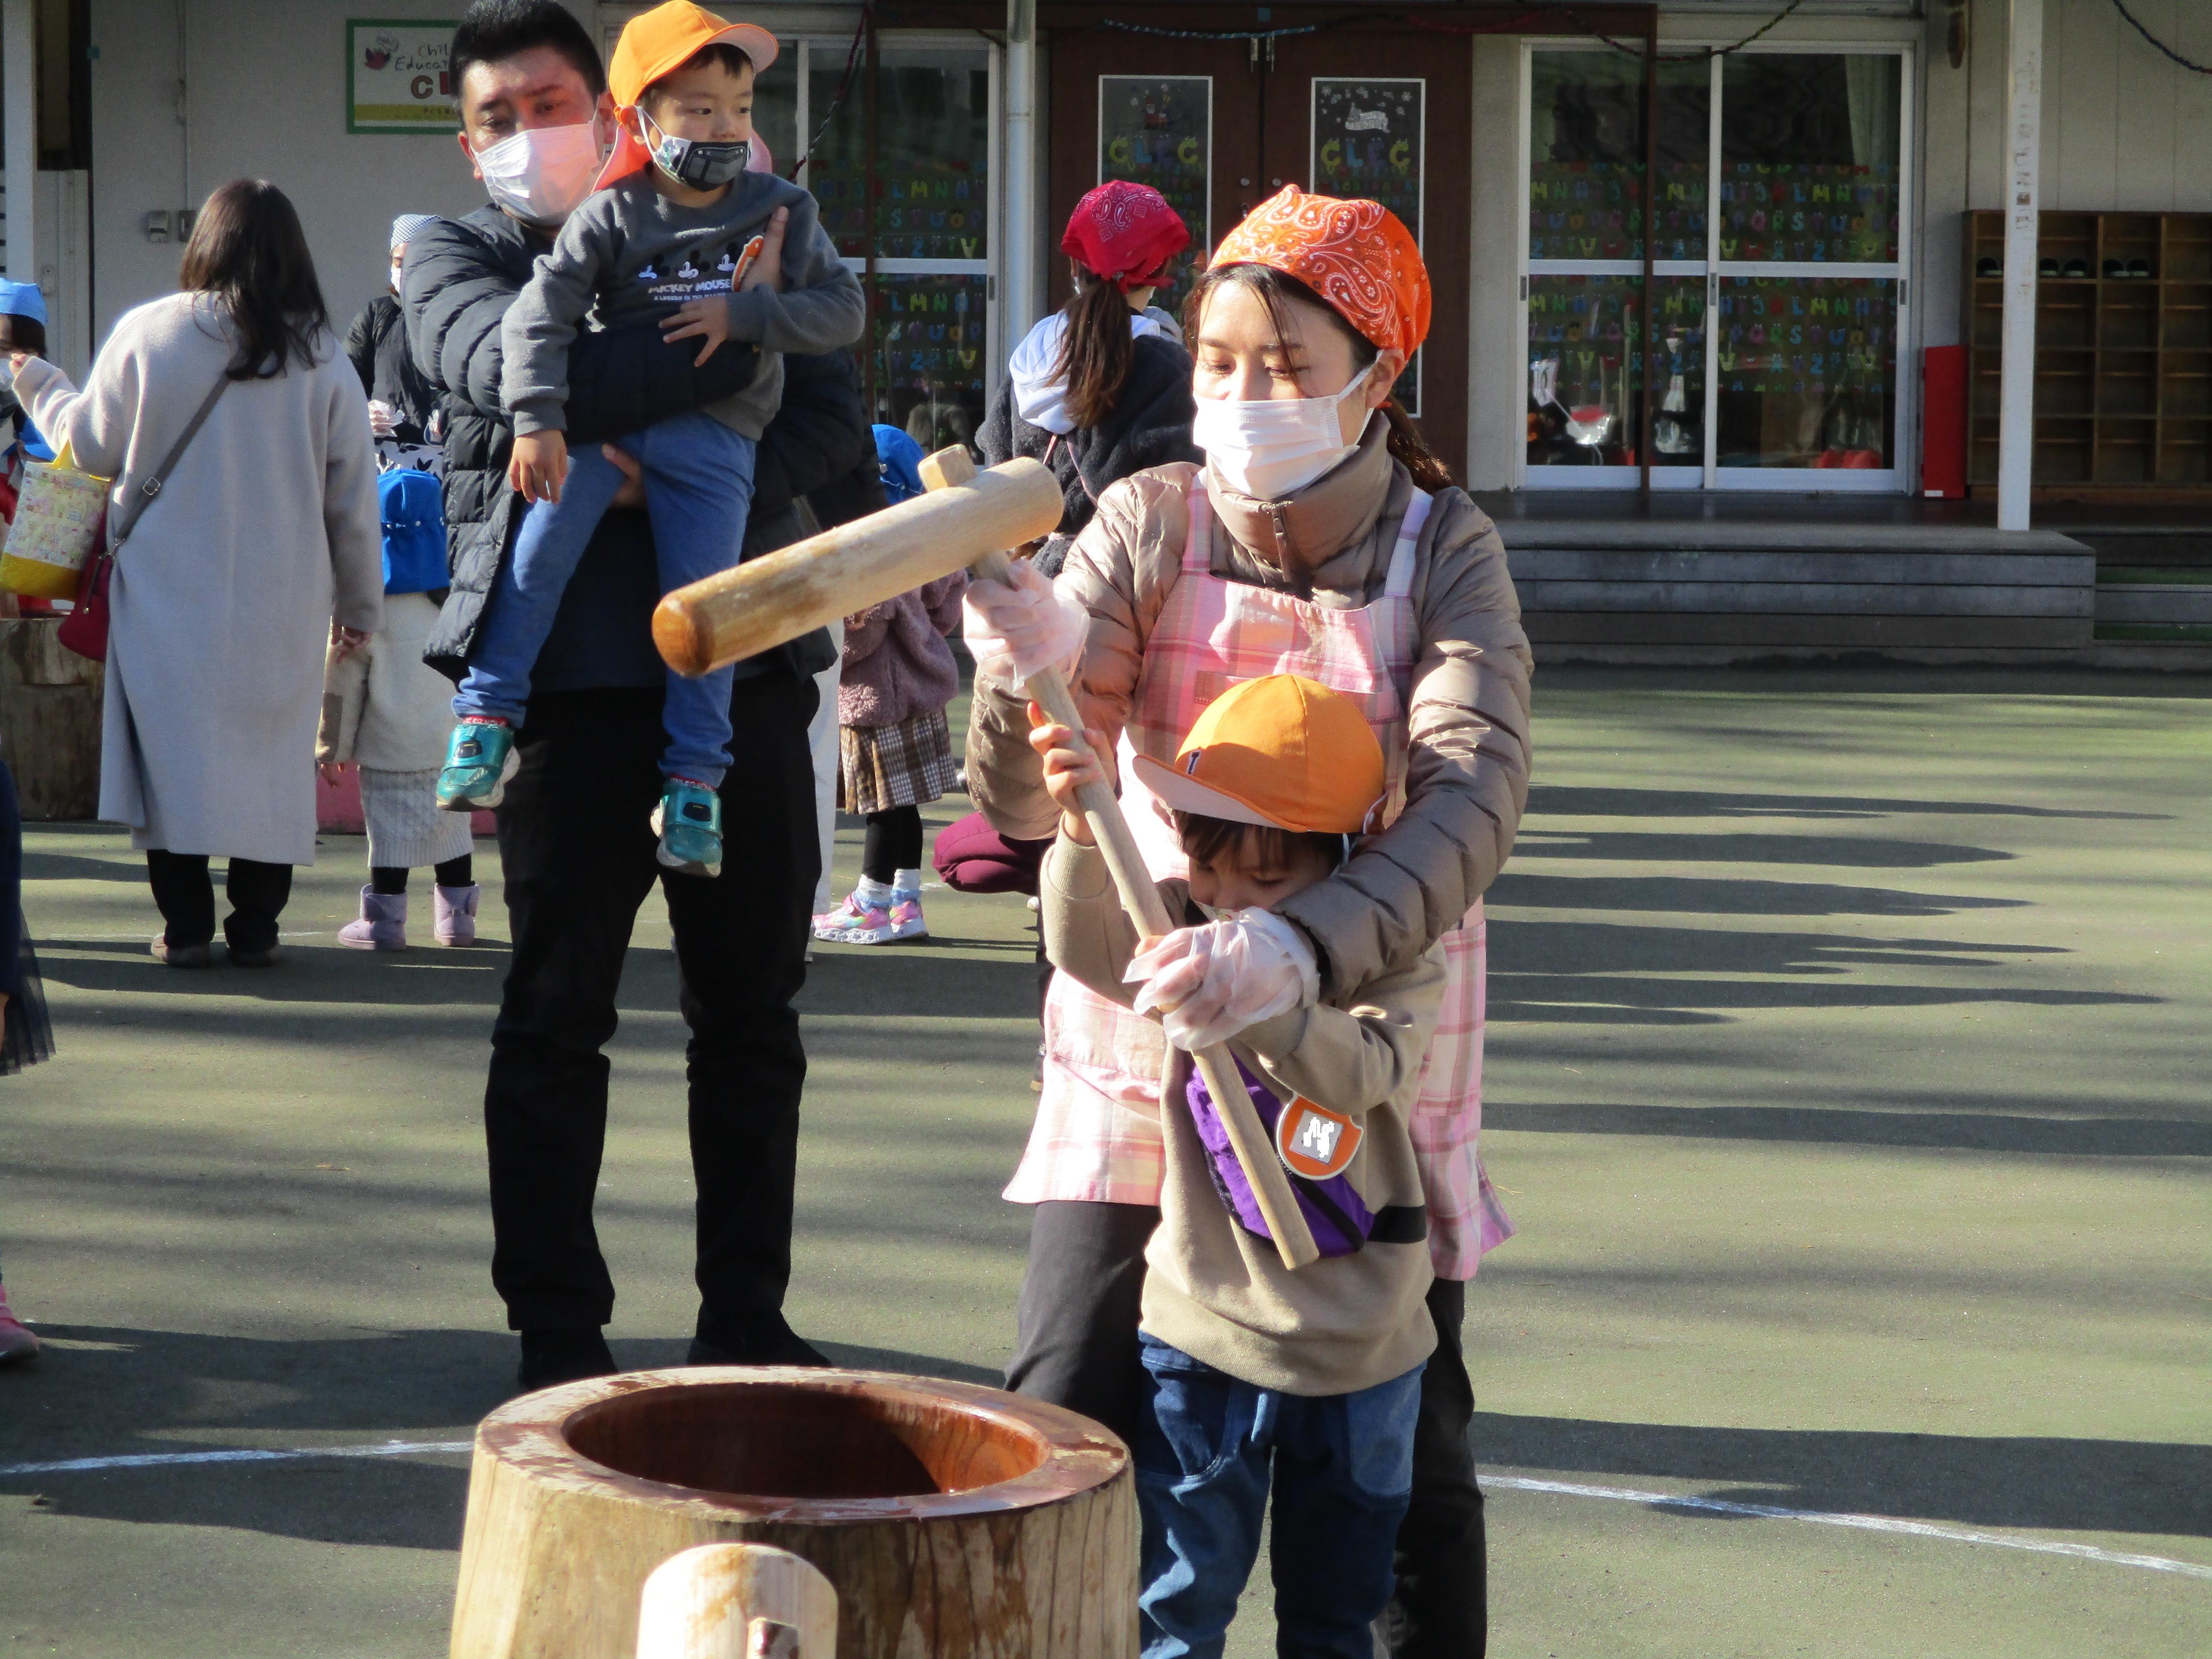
left=2, top=0, right=2207, bottom=662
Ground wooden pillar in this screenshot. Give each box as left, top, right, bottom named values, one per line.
left=1997, top=0, right=2043, bottom=532
left=1003, top=0, right=1042, bottom=341
left=3, top=0, right=35, bottom=281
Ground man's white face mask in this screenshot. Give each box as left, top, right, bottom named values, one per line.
left=1191, top=362, right=1374, bottom=501
left=473, top=121, right=604, bottom=227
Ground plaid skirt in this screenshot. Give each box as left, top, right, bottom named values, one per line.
left=838, top=706, right=958, bottom=815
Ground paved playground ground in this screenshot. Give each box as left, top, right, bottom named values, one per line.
left=1, top=665, right=2206, bottom=1658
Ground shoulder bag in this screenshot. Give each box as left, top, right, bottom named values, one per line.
left=58, top=373, right=230, bottom=662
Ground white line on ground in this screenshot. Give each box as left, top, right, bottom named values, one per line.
left=1, top=1442, right=2203, bottom=1581
left=0, top=1439, right=472, bottom=1477
left=1484, top=1474, right=2212, bottom=1579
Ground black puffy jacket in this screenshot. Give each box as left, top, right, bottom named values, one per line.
left=343, top=292, right=441, bottom=438
left=402, top=204, right=856, bottom=690
left=977, top=332, right=1200, bottom=559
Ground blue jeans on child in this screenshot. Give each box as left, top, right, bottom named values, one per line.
left=1134, top=1333, right=1424, bottom=1659
left=453, top=411, right=756, bottom=788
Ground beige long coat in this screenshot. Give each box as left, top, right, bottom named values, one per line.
left=18, top=293, right=383, bottom=864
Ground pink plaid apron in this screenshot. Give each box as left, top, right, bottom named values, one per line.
left=1006, top=478, right=1513, bottom=1279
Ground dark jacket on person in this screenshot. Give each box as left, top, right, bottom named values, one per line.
left=343, top=292, right=441, bottom=440
left=401, top=203, right=854, bottom=690
left=978, top=332, right=1200, bottom=568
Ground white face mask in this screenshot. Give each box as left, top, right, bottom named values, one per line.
left=1192, top=363, right=1374, bottom=501
left=473, top=121, right=605, bottom=227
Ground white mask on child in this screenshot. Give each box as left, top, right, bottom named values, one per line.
left=474, top=122, right=605, bottom=227
left=1192, top=364, right=1374, bottom=502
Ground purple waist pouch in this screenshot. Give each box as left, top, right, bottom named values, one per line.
left=1186, top=1055, right=1392, bottom=1260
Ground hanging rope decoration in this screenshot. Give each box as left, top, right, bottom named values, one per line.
left=2106, top=0, right=2212, bottom=74
left=1558, top=0, right=1814, bottom=61
left=788, top=0, right=870, bottom=181
left=1095, top=16, right=1349, bottom=42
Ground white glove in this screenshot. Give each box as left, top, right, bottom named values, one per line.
left=961, top=556, right=1087, bottom=689
left=1125, top=908, right=1320, bottom=1051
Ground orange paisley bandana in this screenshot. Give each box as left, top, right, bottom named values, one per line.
left=1209, top=185, right=1431, bottom=359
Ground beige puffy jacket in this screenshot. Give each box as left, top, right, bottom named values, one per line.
left=966, top=422, right=1534, bottom=998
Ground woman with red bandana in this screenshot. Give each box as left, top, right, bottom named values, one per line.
left=977, top=181, right=1203, bottom=577
left=951, top=182, right=1204, bottom=1052
left=963, top=187, right=1533, bottom=1657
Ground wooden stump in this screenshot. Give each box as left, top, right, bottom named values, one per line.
left=0, top=619, right=101, bottom=820
left=449, top=1367, right=1137, bottom=1659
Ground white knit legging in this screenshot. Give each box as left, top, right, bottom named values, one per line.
left=360, top=767, right=474, bottom=871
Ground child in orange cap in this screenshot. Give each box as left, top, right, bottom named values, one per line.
left=1033, top=674, right=1441, bottom=1658
left=440, top=0, right=863, bottom=879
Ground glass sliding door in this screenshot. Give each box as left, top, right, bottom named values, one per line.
left=1523, top=41, right=1911, bottom=489
left=1713, top=51, right=1906, bottom=482
left=1525, top=49, right=1710, bottom=484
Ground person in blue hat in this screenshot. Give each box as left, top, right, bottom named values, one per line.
left=323, top=217, right=481, bottom=948
left=0, top=280, right=56, bottom=466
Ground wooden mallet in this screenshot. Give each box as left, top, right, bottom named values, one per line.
left=916, top=447, right=1320, bottom=1272
left=653, top=454, right=1066, bottom=677
left=649, top=446, right=1320, bottom=1271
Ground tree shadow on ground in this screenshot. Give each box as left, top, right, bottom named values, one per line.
left=1476, top=1413, right=2212, bottom=1540
left=1527, top=786, right=2168, bottom=823
left=1481, top=917, right=2151, bottom=1025
left=1512, top=830, right=2014, bottom=869
left=1480, top=1102, right=2212, bottom=1157
left=1487, top=872, right=2030, bottom=919
left=0, top=1326, right=1005, bottom=1552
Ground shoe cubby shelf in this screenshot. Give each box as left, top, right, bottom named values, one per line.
left=1965, top=210, right=2212, bottom=494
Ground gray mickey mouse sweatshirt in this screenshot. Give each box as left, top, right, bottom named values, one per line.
left=501, top=169, right=864, bottom=441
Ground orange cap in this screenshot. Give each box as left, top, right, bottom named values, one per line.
left=1131, top=675, right=1386, bottom=836
left=610, top=2, right=777, bottom=107
left=599, top=3, right=778, bottom=188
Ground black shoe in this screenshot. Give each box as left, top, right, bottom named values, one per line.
left=688, top=1310, right=830, bottom=1368
left=227, top=942, right=283, bottom=968
left=516, top=1327, right=618, bottom=1393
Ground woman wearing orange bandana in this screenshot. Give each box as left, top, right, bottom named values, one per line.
left=963, top=186, right=1531, bottom=1656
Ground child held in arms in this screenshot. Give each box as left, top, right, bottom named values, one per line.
left=438, top=0, right=863, bottom=878
left=1032, top=673, right=1440, bottom=1658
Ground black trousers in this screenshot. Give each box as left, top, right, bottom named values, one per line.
left=144, top=850, right=292, bottom=952
left=483, top=675, right=819, bottom=1335
left=1005, top=1200, right=1486, bottom=1658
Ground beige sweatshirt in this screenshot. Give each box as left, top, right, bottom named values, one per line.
left=1042, top=838, right=1441, bottom=1397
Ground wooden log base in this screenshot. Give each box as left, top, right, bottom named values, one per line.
left=450, top=1367, right=1137, bottom=1659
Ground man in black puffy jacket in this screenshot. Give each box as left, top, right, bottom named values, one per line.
left=404, top=0, right=871, bottom=1392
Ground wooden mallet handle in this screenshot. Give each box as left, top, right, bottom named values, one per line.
left=921, top=448, right=1321, bottom=1272
left=653, top=455, right=1064, bottom=677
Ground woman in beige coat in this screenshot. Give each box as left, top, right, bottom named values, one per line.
left=962, top=187, right=1531, bottom=1657
left=13, top=179, right=383, bottom=966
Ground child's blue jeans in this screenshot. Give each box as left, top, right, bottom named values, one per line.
left=453, top=411, right=756, bottom=788
left=1133, top=1333, right=1423, bottom=1659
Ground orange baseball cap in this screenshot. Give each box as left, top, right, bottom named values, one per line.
left=609, top=2, right=778, bottom=109
left=1131, top=675, right=1386, bottom=836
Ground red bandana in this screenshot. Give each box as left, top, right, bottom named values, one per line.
left=1061, top=181, right=1191, bottom=293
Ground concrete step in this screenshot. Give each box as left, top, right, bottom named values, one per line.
left=1498, top=524, right=2098, bottom=660
left=2094, top=586, right=2212, bottom=625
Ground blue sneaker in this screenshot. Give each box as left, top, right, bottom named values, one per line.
left=652, top=778, right=723, bottom=877
left=438, top=720, right=520, bottom=811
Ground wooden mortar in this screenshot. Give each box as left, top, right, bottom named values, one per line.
left=448, top=1367, right=1136, bottom=1659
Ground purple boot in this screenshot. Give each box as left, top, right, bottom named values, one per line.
left=337, top=887, right=408, bottom=951
left=434, top=883, right=480, bottom=947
